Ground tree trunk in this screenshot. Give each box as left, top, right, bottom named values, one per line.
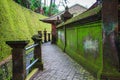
left=44, top=0, right=46, bottom=6
left=102, top=0, right=119, bottom=71
left=48, top=0, right=53, bottom=16
left=39, top=0, right=42, bottom=13
left=53, top=0, right=55, bottom=4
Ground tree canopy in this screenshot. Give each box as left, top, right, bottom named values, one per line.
left=14, top=0, right=60, bottom=16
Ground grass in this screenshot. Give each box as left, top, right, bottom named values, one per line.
left=0, top=0, right=51, bottom=61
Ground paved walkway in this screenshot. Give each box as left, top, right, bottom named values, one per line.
left=31, top=43, right=96, bottom=80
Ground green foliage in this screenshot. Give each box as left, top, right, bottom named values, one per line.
left=14, top=0, right=28, bottom=8
left=43, top=6, right=49, bottom=16
left=29, top=0, right=41, bottom=10
left=50, top=3, right=59, bottom=15
left=0, top=0, right=51, bottom=61
left=14, top=0, right=59, bottom=16
left=0, top=61, right=12, bottom=80
left=14, top=0, right=42, bottom=10
left=43, top=3, right=59, bottom=16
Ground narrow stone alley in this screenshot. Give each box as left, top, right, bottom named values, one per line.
left=31, top=43, right=95, bottom=80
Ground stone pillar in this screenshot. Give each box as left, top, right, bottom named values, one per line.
left=51, top=24, right=56, bottom=44
left=38, top=31, right=42, bottom=38
left=6, top=41, right=29, bottom=80
left=32, top=37, right=43, bottom=70
left=48, top=33, right=51, bottom=41
left=44, top=29, right=47, bottom=43
left=38, top=31, right=42, bottom=42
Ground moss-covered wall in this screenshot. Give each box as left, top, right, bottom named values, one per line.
left=0, top=0, right=51, bottom=61
left=57, top=21, right=103, bottom=79
left=57, top=29, right=65, bottom=50
left=57, top=3, right=120, bottom=79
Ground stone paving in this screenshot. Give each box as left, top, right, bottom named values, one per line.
left=31, top=42, right=96, bottom=80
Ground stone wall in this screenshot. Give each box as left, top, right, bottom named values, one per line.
left=57, top=21, right=102, bottom=79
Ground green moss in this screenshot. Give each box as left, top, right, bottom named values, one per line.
left=102, top=72, right=120, bottom=78
left=57, top=21, right=103, bottom=79
left=57, top=18, right=120, bottom=79
left=102, top=58, right=120, bottom=78
left=0, top=0, right=51, bottom=61
left=57, top=29, right=65, bottom=50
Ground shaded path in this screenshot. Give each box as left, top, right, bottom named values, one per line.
left=31, top=42, right=95, bottom=80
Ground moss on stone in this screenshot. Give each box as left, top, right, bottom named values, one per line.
left=57, top=29, right=65, bottom=50
left=25, top=68, right=39, bottom=80
left=57, top=19, right=120, bottom=79
left=0, top=0, right=51, bottom=61
left=57, top=21, right=103, bottom=79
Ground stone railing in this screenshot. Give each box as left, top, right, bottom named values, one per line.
left=6, top=36, right=43, bottom=80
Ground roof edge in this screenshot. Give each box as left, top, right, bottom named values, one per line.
left=57, top=5, right=101, bottom=28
